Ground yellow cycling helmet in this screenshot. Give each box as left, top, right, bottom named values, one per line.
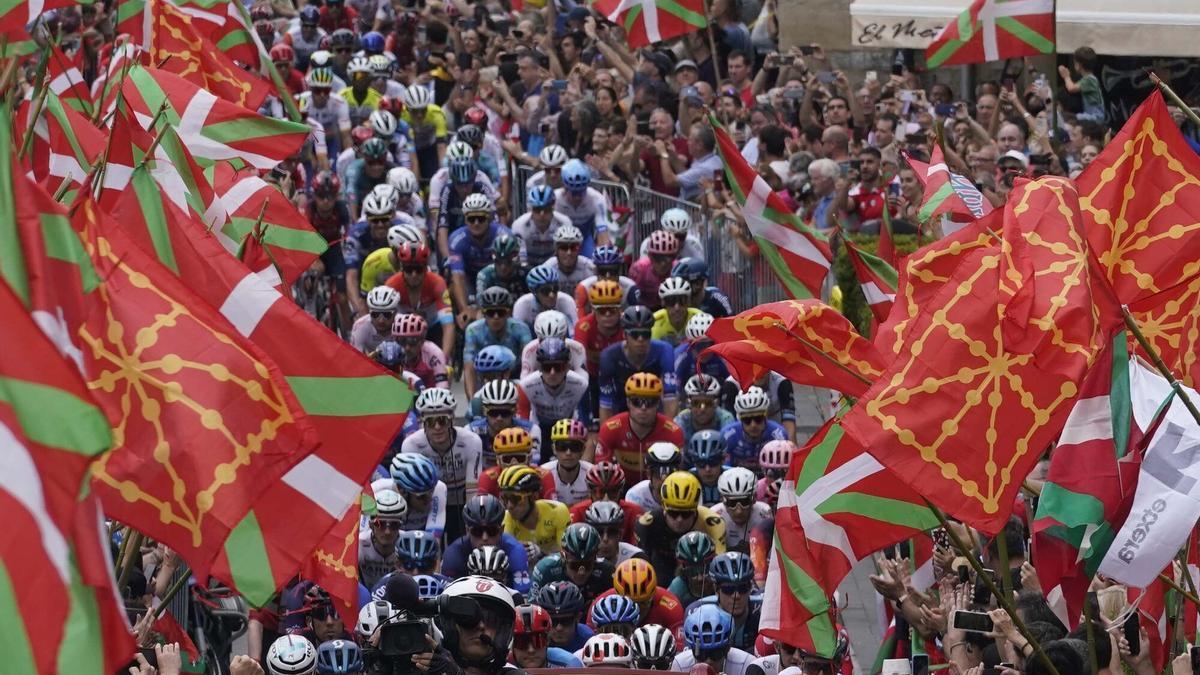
left=613, top=558, right=658, bottom=603
left=494, top=427, right=533, bottom=455
left=625, top=372, right=664, bottom=398
left=660, top=471, right=701, bottom=510
left=551, top=418, right=588, bottom=443
left=588, top=279, right=624, bottom=307
left=499, top=465, right=542, bottom=493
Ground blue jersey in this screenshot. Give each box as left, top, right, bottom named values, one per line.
left=448, top=221, right=513, bottom=287
left=468, top=416, right=538, bottom=466
left=441, top=533, right=532, bottom=593
left=436, top=179, right=493, bottom=233
left=552, top=623, right=594, bottom=653
left=721, top=419, right=788, bottom=470
left=463, top=318, right=533, bottom=368
left=547, top=647, right=584, bottom=668
left=675, top=408, right=735, bottom=445
left=673, top=341, right=731, bottom=390
left=690, top=468, right=723, bottom=507
left=699, top=286, right=734, bottom=318
left=597, top=339, right=677, bottom=413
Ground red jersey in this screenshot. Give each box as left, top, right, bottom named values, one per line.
left=569, top=498, right=644, bottom=544
left=318, top=5, right=357, bottom=32
left=595, top=414, right=684, bottom=483
left=386, top=270, right=452, bottom=325
left=574, top=314, right=624, bottom=377
left=589, top=587, right=685, bottom=639
left=477, top=465, right=556, bottom=499
left=849, top=182, right=893, bottom=223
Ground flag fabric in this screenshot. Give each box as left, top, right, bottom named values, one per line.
left=703, top=300, right=885, bottom=398
left=709, top=113, right=832, bottom=300
left=924, top=0, right=1056, bottom=68
left=153, top=610, right=200, bottom=661
left=46, top=44, right=93, bottom=116
left=0, top=0, right=82, bottom=36
left=843, top=241, right=898, bottom=324
left=907, top=147, right=994, bottom=227
left=118, top=0, right=262, bottom=68
left=17, top=92, right=107, bottom=192
left=843, top=177, right=1115, bottom=534
left=303, top=490, right=369, bottom=627
left=591, top=0, right=707, bottom=49
left=1131, top=580, right=1169, bottom=673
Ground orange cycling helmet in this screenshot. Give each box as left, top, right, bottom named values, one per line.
left=494, top=427, right=534, bottom=455
left=625, top=372, right=663, bottom=398
left=588, top=279, right=624, bottom=307
left=613, top=558, right=658, bottom=603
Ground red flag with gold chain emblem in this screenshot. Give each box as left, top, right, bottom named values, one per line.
left=304, top=490, right=371, bottom=627
left=843, top=177, right=1120, bottom=534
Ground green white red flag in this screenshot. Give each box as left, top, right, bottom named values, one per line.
left=924, top=0, right=1056, bottom=68
left=16, top=91, right=106, bottom=192
left=907, top=147, right=993, bottom=228
left=592, top=0, right=707, bottom=48
left=843, top=241, right=898, bottom=324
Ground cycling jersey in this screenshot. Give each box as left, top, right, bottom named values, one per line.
left=553, top=187, right=610, bottom=257
left=477, top=464, right=556, bottom=499
left=345, top=161, right=404, bottom=212
left=504, top=499, right=573, bottom=556
left=441, top=532, right=532, bottom=594
left=386, top=270, right=454, bottom=328
left=306, top=198, right=351, bottom=244
left=343, top=220, right=386, bottom=270
left=475, top=264, right=529, bottom=300
left=574, top=275, right=637, bottom=316
left=671, top=646, right=755, bottom=675
left=675, top=408, right=735, bottom=445
left=366, top=476, right=447, bottom=539
left=531, top=553, right=615, bottom=603
left=635, top=506, right=727, bottom=582
left=597, top=340, right=678, bottom=415
left=359, top=247, right=399, bottom=293
left=518, top=370, right=591, bottom=438
left=638, top=232, right=707, bottom=262
left=721, top=420, right=789, bottom=471
left=399, top=428, right=483, bottom=507
left=402, top=341, right=450, bottom=389
left=710, top=501, right=774, bottom=551
left=428, top=168, right=498, bottom=214
left=520, top=337, right=587, bottom=379
left=539, top=459, right=594, bottom=506
left=652, top=307, right=701, bottom=347
left=597, top=541, right=645, bottom=567
left=691, top=470, right=723, bottom=508
left=698, top=286, right=734, bottom=318
left=667, top=576, right=706, bottom=610
left=357, top=532, right=399, bottom=589
left=551, top=623, right=594, bottom=652
left=512, top=291, right=579, bottom=333
left=624, top=479, right=659, bottom=513
left=349, top=314, right=389, bottom=353
left=568, top=498, right=644, bottom=544
left=463, top=318, right=532, bottom=368
left=591, top=586, right=684, bottom=639
left=574, top=314, right=624, bottom=377
left=674, top=342, right=732, bottom=393
left=539, top=256, right=596, bottom=293
left=594, top=413, right=684, bottom=484
left=299, top=91, right=352, bottom=136
left=466, top=416, right=542, bottom=467
left=627, top=257, right=669, bottom=310
left=511, top=211, right=572, bottom=268
left=338, top=86, right=384, bottom=126
left=448, top=222, right=514, bottom=289
left=284, top=25, right=328, bottom=68
left=401, top=103, right=449, bottom=150
left=684, top=596, right=763, bottom=652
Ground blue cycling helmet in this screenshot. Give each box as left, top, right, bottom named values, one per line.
left=299, top=5, right=320, bottom=24
left=316, top=639, right=363, bottom=675
left=671, top=257, right=709, bottom=282
left=684, top=605, right=734, bottom=650
left=390, top=453, right=439, bottom=493
left=686, top=429, right=727, bottom=466
left=449, top=156, right=475, bottom=184
left=535, top=580, right=585, bottom=616
left=396, top=531, right=439, bottom=568
left=536, top=337, right=568, bottom=363
left=475, top=345, right=516, bottom=374
left=528, top=184, right=556, bottom=208
left=361, top=31, right=385, bottom=54
left=593, top=245, right=622, bottom=267
left=373, top=340, right=404, bottom=371
left=562, top=158, right=591, bottom=192
left=526, top=265, right=559, bottom=290
left=413, top=574, right=448, bottom=601
left=708, top=551, right=754, bottom=584
left=590, top=594, right=641, bottom=627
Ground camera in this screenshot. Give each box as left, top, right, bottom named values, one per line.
left=364, top=596, right=485, bottom=674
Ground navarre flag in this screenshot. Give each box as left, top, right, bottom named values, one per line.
left=906, top=147, right=993, bottom=228
left=592, top=0, right=707, bottom=49
left=118, top=0, right=263, bottom=68
left=709, top=114, right=832, bottom=300
left=303, top=490, right=370, bottom=627
left=924, top=0, right=1055, bottom=68
left=703, top=300, right=885, bottom=398
left=0, top=0, right=83, bottom=37
left=843, top=241, right=898, bottom=324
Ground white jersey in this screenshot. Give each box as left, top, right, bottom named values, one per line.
left=400, top=428, right=483, bottom=507
left=427, top=168, right=498, bottom=212
left=638, top=232, right=706, bottom=262
left=672, top=647, right=754, bottom=675
left=285, top=24, right=328, bottom=64
left=625, top=480, right=660, bottom=512
left=350, top=315, right=388, bottom=354
left=299, top=90, right=352, bottom=133
left=511, top=211, right=572, bottom=268
left=539, top=256, right=596, bottom=293
left=368, top=477, right=450, bottom=540
left=357, top=531, right=399, bottom=589
left=598, top=541, right=645, bottom=566
left=513, top=292, right=579, bottom=332
left=540, top=459, right=594, bottom=505
left=710, top=501, right=774, bottom=549
left=519, top=370, right=590, bottom=429
left=521, top=338, right=588, bottom=379
left=553, top=187, right=611, bottom=239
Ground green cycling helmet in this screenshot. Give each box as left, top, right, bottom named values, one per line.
left=675, top=531, right=716, bottom=566
left=492, top=233, right=521, bottom=259
left=362, top=137, right=389, bottom=161
left=561, top=522, right=601, bottom=559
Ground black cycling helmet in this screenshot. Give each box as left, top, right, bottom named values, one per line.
left=329, top=28, right=357, bottom=49
left=479, top=286, right=513, bottom=310
left=463, top=494, right=505, bottom=527
left=456, top=124, right=484, bottom=146
left=621, top=305, right=655, bottom=330
left=535, top=580, right=585, bottom=616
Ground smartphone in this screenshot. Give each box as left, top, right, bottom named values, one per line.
left=838, top=161, right=850, bottom=178
left=817, top=71, right=837, bottom=84
left=957, top=562, right=970, bottom=584
left=911, top=654, right=928, bottom=675
left=635, top=116, right=651, bottom=137
left=799, top=45, right=815, bottom=56
left=898, top=89, right=915, bottom=103
left=1125, top=611, right=1141, bottom=656
left=973, top=568, right=994, bottom=604
left=888, top=182, right=900, bottom=197
left=777, top=55, right=795, bottom=66
left=511, top=28, right=525, bottom=39
left=550, top=79, right=568, bottom=91
left=1003, top=78, right=1016, bottom=93
left=891, top=61, right=904, bottom=76
left=784, top=87, right=805, bottom=101
left=865, top=70, right=877, bottom=83
left=1008, top=566, right=1023, bottom=591
left=935, top=102, right=956, bottom=117
left=952, top=609, right=995, bottom=633
left=458, top=17, right=476, bottom=29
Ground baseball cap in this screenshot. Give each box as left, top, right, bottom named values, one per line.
left=999, top=149, right=1029, bottom=169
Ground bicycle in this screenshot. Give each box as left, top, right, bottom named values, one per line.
left=294, top=268, right=348, bottom=338
left=189, top=584, right=248, bottom=675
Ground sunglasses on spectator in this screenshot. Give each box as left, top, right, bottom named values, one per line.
left=370, top=311, right=394, bottom=319
left=725, top=497, right=754, bottom=509
left=403, top=266, right=424, bottom=274
left=423, top=415, right=452, bottom=428
left=470, top=524, right=502, bottom=538
left=485, top=407, right=514, bottom=419
left=554, top=441, right=584, bottom=454
left=484, top=308, right=508, bottom=318
left=665, top=509, right=693, bottom=520
left=540, top=362, right=566, bottom=374
left=513, top=634, right=548, bottom=650
left=719, top=582, right=752, bottom=596
left=740, top=414, right=766, bottom=425
left=628, top=396, right=659, bottom=409
left=626, top=330, right=651, bottom=340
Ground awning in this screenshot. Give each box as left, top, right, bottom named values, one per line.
left=847, top=0, right=1200, bottom=57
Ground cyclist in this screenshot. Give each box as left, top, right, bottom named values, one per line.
left=514, top=265, right=578, bottom=331
left=478, top=427, right=555, bottom=498
left=433, top=146, right=500, bottom=256
left=519, top=337, right=590, bottom=441
left=475, top=234, right=529, bottom=300
left=676, top=375, right=734, bottom=444
left=449, top=194, right=513, bottom=319
left=627, top=230, right=679, bottom=310
left=670, top=605, right=753, bottom=675
left=723, top=387, right=788, bottom=471
left=512, top=604, right=585, bottom=668
left=585, top=500, right=644, bottom=564
left=359, top=221, right=423, bottom=297
left=500, top=465, right=572, bottom=558
left=630, top=624, right=677, bottom=671
left=596, top=373, right=684, bottom=483
left=304, top=170, right=351, bottom=293
left=339, top=56, right=384, bottom=126
left=586, top=594, right=640, bottom=637
left=468, top=380, right=542, bottom=467
left=520, top=310, right=586, bottom=378
left=594, top=559, right=685, bottom=638
left=575, top=280, right=625, bottom=418
left=756, top=440, right=794, bottom=501
left=635, top=471, right=727, bottom=581
left=368, top=56, right=406, bottom=104
left=674, top=314, right=730, bottom=390
left=385, top=167, right=426, bottom=228
left=392, top=313, right=449, bottom=389
left=652, top=278, right=700, bottom=347
left=554, top=158, right=612, bottom=257
left=581, top=634, right=633, bottom=668
left=672, top=257, right=733, bottom=318
left=344, top=137, right=393, bottom=214
left=535, top=581, right=594, bottom=651
left=639, top=208, right=706, bottom=262
left=466, top=347, right=525, bottom=419
left=398, top=84, right=449, bottom=186
left=686, top=430, right=728, bottom=508
left=384, top=241, right=455, bottom=359
left=357, top=488, right=408, bottom=588
left=722, top=371, right=797, bottom=441
left=393, top=530, right=441, bottom=576
left=539, top=225, right=595, bottom=292
left=400, top=388, right=483, bottom=541
left=574, top=245, right=636, bottom=316
left=284, top=6, right=326, bottom=70
left=668, top=532, right=717, bottom=608
left=299, top=67, right=352, bottom=158
left=568, top=461, right=645, bottom=543
left=687, top=552, right=762, bottom=652
left=369, top=109, right=412, bottom=173
left=463, top=287, right=532, bottom=398
left=344, top=205, right=403, bottom=317
left=441, top=494, right=532, bottom=593
left=316, top=639, right=363, bottom=675
left=351, top=286, right=399, bottom=353
left=541, top=419, right=594, bottom=506
left=467, top=545, right=512, bottom=586
left=389, top=453, right=447, bottom=540
left=710, top=469, right=774, bottom=562
left=624, top=442, right=684, bottom=512
left=267, top=635, right=318, bottom=675
left=512, top=184, right=570, bottom=268
left=455, top=123, right=502, bottom=190
left=597, top=306, right=677, bottom=421
left=531, top=523, right=613, bottom=602
left=528, top=144, right=568, bottom=189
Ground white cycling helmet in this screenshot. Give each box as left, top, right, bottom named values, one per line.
left=646, top=442, right=681, bottom=466
left=582, top=633, right=633, bottom=667
left=660, top=207, right=692, bottom=234
left=553, top=224, right=583, bottom=245
left=466, top=545, right=511, bottom=577
left=734, top=386, right=771, bottom=416
left=685, top=312, right=714, bottom=341
left=462, top=192, right=493, bottom=214
left=479, top=379, right=519, bottom=407
left=387, top=223, right=424, bottom=248
left=440, top=575, right=517, bottom=648
left=357, top=600, right=396, bottom=639
left=415, top=388, right=456, bottom=416
left=370, top=109, right=398, bottom=136
left=759, top=439, right=795, bottom=471
left=533, top=310, right=570, bottom=340
left=374, top=488, right=408, bottom=520
left=266, top=635, right=317, bottom=675
left=366, top=286, right=401, bottom=312
left=402, top=84, right=433, bottom=109
left=387, top=167, right=419, bottom=195
left=630, top=624, right=677, bottom=663
left=362, top=191, right=395, bottom=218
left=718, top=467, right=757, bottom=500
left=347, top=55, right=372, bottom=75
left=371, top=183, right=400, bottom=208
left=446, top=140, right=474, bottom=161
left=539, top=144, right=568, bottom=168
left=684, top=373, right=721, bottom=398
left=658, top=276, right=691, bottom=299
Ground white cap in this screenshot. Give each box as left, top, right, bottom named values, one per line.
left=1000, top=149, right=1029, bottom=169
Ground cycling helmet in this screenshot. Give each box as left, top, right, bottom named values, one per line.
left=467, top=545, right=511, bottom=577
left=561, top=158, right=591, bottom=192
left=646, top=230, right=681, bottom=256
left=709, top=551, right=754, bottom=584
left=658, top=276, right=691, bottom=299
left=494, top=426, right=533, bottom=456
left=396, top=531, right=438, bottom=567
left=356, top=600, right=395, bottom=639
left=684, top=373, right=721, bottom=398
left=270, top=43, right=296, bottom=64
left=351, top=126, right=374, bottom=147
left=464, top=106, right=489, bottom=127
left=395, top=242, right=430, bottom=266
left=588, top=279, right=623, bottom=306
left=499, top=465, right=542, bottom=493
left=362, top=192, right=394, bottom=220
left=414, top=388, right=455, bottom=415
left=683, top=605, right=734, bottom=650
left=553, top=225, right=583, bottom=245
left=551, top=418, right=588, bottom=442
left=533, top=311, right=570, bottom=339
left=561, top=522, right=601, bottom=559
left=361, top=31, right=385, bottom=54
left=514, top=604, right=552, bottom=635
left=686, top=429, right=726, bottom=465
left=586, top=461, right=627, bottom=492
left=759, top=440, right=795, bottom=472
left=391, top=313, right=427, bottom=338
left=306, top=67, right=334, bottom=89
left=536, top=337, right=569, bottom=364
left=479, top=286, right=513, bottom=310
left=584, top=500, right=623, bottom=528
left=528, top=184, right=556, bottom=208
left=372, top=340, right=403, bottom=371
left=361, top=137, right=389, bottom=161
left=593, top=245, right=622, bottom=267
left=267, top=635, right=317, bottom=675
left=402, top=84, right=432, bottom=109
left=613, top=559, right=657, bottom=603
left=463, top=494, right=505, bottom=527
left=366, top=286, right=401, bottom=312
left=447, top=139, right=474, bottom=161
left=646, top=442, right=681, bottom=469
left=765, top=478, right=782, bottom=506
left=492, top=233, right=521, bottom=259
left=535, top=580, right=585, bottom=616
left=390, top=453, right=439, bottom=493
left=734, top=386, right=771, bottom=416
left=660, top=207, right=692, bottom=233
left=479, top=379, right=519, bottom=407
left=590, top=594, right=640, bottom=627
left=329, top=28, right=356, bottom=49
left=630, top=624, right=677, bottom=667
left=526, top=265, right=559, bottom=290
left=475, top=345, right=516, bottom=373
left=387, top=167, right=419, bottom=195
left=660, top=471, right=701, bottom=510
left=675, top=531, right=716, bottom=566
left=369, top=109, right=398, bottom=137
left=389, top=224, right=423, bottom=248
left=621, top=305, right=655, bottom=330
left=539, top=144, right=568, bottom=168
left=414, top=574, right=448, bottom=600
left=671, top=257, right=709, bottom=282
left=311, top=170, right=341, bottom=198
left=449, top=156, right=476, bottom=184
left=316, top=640, right=362, bottom=675
left=371, top=183, right=400, bottom=209
left=368, top=54, right=392, bottom=77
left=685, top=312, right=714, bottom=341
left=582, top=634, right=633, bottom=667
left=308, top=49, right=332, bottom=68
left=436, top=576, right=517, bottom=666
left=717, top=467, right=757, bottom=500
left=456, top=124, right=484, bottom=146
left=462, top=192, right=493, bottom=215
left=299, top=5, right=320, bottom=24
left=624, top=372, right=663, bottom=398
left=347, top=55, right=372, bottom=75
left=373, top=488, right=408, bottom=520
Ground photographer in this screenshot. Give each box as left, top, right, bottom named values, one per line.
left=405, top=576, right=525, bottom=675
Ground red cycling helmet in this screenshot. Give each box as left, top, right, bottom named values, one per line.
left=269, top=43, right=295, bottom=64
left=351, top=126, right=374, bottom=146
left=586, top=461, right=627, bottom=493
left=464, top=106, right=488, bottom=127
left=312, top=170, right=341, bottom=198
left=396, top=243, right=431, bottom=266
left=514, top=604, right=552, bottom=635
